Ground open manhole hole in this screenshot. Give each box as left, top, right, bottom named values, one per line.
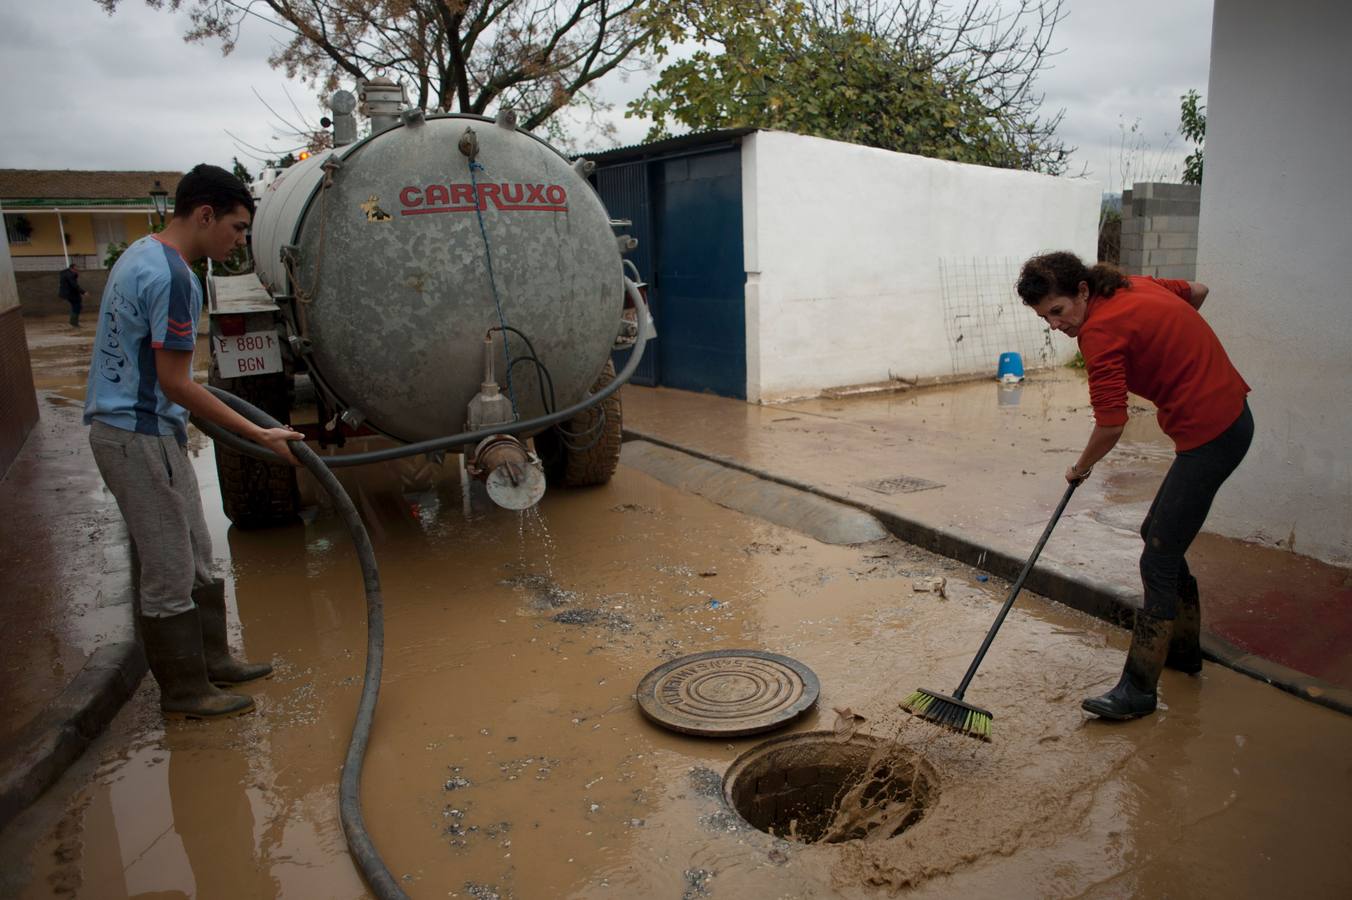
left=723, top=731, right=937, bottom=844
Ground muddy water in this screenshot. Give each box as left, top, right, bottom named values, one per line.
left=5, top=432, right=1350, bottom=900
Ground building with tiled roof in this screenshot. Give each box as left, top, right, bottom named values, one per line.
left=1, top=169, right=183, bottom=270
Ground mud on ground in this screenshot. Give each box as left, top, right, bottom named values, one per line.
left=2, top=331, right=1350, bottom=898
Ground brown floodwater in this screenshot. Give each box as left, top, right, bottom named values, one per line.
left=5, top=316, right=1352, bottom=898
left=6, top=442, right=1352, bottom=899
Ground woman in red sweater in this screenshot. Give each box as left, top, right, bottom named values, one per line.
left=1017, top=251, right=1252, bottom=720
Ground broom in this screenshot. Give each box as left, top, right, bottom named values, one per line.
left=902, top=479, right=1081, bottom=741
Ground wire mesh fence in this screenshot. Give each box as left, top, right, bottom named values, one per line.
left=939, top=257, right=1057, bottom=377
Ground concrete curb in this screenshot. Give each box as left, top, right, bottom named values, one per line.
left=0, top=639, right=146, bottom=834
left=623, top=428, right=1352, bottom=718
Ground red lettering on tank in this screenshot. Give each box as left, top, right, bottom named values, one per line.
left=398, top=182, right=569, bottom=215
left=477, top=183, right=501, bottom=208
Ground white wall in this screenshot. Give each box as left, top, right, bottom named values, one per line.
left=742, top=131, right=1099, bottom=402
left=1196, top=0, right=1352, bottom=566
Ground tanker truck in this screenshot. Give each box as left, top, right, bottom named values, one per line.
left=206, top=81, right=645, bottom=526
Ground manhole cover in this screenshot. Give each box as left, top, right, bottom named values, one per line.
left=855, top=475, right=944, bottom=495
left=723, top=731, right=938, bottom=844
left=636, top=650, right=820, bottom=737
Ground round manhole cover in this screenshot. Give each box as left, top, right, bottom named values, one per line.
left=636, top=650, right=820, bottom=737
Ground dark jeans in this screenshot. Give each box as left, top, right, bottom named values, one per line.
left=67, top=297, right=81, bottom=326
left=1139, top=401, right=1254, bottom=619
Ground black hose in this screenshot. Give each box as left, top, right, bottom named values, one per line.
left=190, top=281, right=652, bottom=898
left=193, top=396, right=408, bottom=900
left=205, top=279, right=652, bottom=468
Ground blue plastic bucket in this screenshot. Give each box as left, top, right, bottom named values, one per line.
left=996, top=351, right=1025, bottom=383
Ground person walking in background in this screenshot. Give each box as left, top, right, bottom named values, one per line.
left=1017, top=251, right=1252, bottom=721
left=58, top=261, right=88, bottom=328
left=83, top=163, right=303, bottom=721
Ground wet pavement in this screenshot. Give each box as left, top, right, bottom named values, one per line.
left=2, top=317, right=1351, bottom=899
left=622, top=375, right=1352, bottom=701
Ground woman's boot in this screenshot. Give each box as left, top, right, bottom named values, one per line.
left=1083, top=611, right=1171, bottom=720
left=1165, top=575, right=1203, bottom=673
left=141, top=609, right=255, bottom=719
left=193, top=578, right=274, bottom=685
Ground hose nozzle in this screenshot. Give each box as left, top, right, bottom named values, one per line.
left=466, top=434, right=545, bottom=510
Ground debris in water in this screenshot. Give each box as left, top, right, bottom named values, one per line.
left=976, top=574, right=990, bottom=582
left=708, top=599, right=721, bottom=609
left=444, top=776, right=471, bottom=791
left=464, top=882, right=502, bottom=900
left=682, top=868, right=713, bottom=900
left=832, top=706, right=867, bottom=742
left=688, top=766, right=723, bottom=798
left=551, top=608, right=633, bottom=630
left=912, top=576, right=948, bottom=598
left=699, top=568, right=718, bottom=577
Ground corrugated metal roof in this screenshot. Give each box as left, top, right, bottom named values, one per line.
left=581, top=128, right=758, bottom=164
left=0, top=169, right=184, bottom=204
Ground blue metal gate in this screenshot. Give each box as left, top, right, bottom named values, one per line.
left=652, top=150, right=746, bottom=398
left=596, top=163, right=658, bottom=386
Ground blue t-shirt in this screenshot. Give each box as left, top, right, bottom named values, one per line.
left=83, top=236, right=202, bottom=443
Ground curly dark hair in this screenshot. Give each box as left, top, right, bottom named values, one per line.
left=1017, top=251, right=1129, bottom=306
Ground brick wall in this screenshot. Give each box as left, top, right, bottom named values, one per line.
left=0, top=305, right=40, bottom=478
left=1119, top=182, right=1200, bottom=280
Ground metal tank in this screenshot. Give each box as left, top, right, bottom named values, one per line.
left=252, top=111, right=623, bottom=444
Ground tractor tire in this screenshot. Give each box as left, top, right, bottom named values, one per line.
left=207, top=366, right=300, bottom=528
left=535, top=359, right=623, bottom=488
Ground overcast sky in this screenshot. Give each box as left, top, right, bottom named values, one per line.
left=0, top=0, right=1211, bottom=195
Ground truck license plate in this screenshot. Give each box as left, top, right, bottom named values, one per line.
left=214, top=330, right=283, bottom=377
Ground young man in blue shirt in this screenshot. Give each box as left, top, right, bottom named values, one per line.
left=84, top=164, right=302, bottom=719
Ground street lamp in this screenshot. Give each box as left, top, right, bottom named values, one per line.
left=149, top=180, right=169, bottom=225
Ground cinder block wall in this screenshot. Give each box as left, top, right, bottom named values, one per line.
left=1119, top=182, right=1200, bottom=280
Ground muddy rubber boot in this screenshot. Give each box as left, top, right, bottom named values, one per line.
left=194, top=578, right=273, bottom=685
left=1082, top=612, right=1171, bottom=721
left=1166, top=575, right=1203, bottom=674
left=141, top=609, right=255, bottom=720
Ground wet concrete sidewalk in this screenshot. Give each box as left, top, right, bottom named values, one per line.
left=0, top=385, right=144, bottom=828
left=621, top=373, right=1352, bottom=712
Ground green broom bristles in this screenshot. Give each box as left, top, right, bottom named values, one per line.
left=901, top=688, right=993, bottom=742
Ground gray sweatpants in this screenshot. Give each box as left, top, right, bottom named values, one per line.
left=89, top=421, right=214, bottom=618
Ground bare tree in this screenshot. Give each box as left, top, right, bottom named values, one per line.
left=96, top=1, right=661, bottom=133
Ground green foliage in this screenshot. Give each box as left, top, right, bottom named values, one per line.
left=631, top=1, right=1070, bottom=174
left=231, top=156, right=253, bottom=185
left=1066, top=350, right=1085, bottom=369
left=1180, top=89, right=1205, bottom=185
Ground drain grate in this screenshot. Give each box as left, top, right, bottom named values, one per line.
left=855, top=475, right=944, bottom=495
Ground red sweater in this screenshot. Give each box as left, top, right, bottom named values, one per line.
left=1078, top=277, right=1250, bottom=451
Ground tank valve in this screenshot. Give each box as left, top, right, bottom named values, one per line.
left=467, top=335, right=516, bottom=431
left=467, top=434, right=546, bottom=510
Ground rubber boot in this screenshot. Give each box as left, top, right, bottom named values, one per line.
left=1082, top=612, right=1171, bottom=721
left=141, top=609, right=255, bottom=719
left=193, top=578, right=273, bottom=685
left=1166, top=575, right=1203, bottom=674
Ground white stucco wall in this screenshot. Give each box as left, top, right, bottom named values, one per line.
left=742, top=131, right=1099, bottom=402
left=1196, top=0, right=1352, bottom=566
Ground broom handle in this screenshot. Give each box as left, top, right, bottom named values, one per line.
left=953, top=480, right=1080, bottom=699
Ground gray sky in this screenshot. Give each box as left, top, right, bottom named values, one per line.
left=0, top=0, right=1211, bottom=195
